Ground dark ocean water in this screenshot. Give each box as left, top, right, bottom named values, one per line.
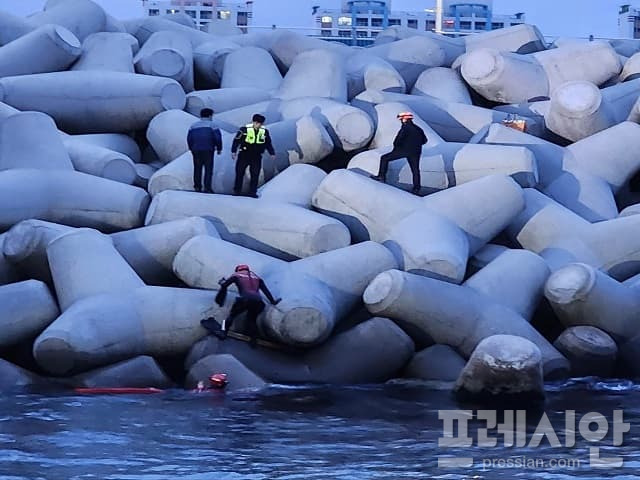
left=1, top=379, right=639, bottom=479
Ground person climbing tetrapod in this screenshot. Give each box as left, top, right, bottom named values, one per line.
left=370, top=112, right=427, bottom=195
left=201, top=264, right=281, bottom=348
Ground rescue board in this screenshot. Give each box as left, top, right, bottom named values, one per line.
left=74, top=387, right=165, bottom=395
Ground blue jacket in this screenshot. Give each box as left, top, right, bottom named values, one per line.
left=187, top=119, right=223, bottom=153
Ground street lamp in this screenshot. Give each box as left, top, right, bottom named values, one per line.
left=435, top=0, right=443, bottom=33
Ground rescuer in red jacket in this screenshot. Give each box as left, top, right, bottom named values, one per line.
left=214, top=264, right=281, bottom=347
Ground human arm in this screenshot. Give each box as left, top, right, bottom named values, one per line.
left=231, top=127, right=245, bottom=156
left=259, top=279, right=280, bottom=305
left=392, top=124, right=408, bottom=149
left=264, top=129, right=275, bottom=156
left=187, top=127, right=195, bottom=151
left=215, top=276, right=237, bottom=306
left=213, top=127, right=222, bottom=154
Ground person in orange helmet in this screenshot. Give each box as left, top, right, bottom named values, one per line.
left=370, top=112, right=427, bottom=195
left=207, top=264, right=281, bottom=347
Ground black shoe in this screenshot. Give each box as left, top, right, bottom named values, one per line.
left=194, top=186, right=202, bottom=192
left=248, top=192, right=259, bottom=198
left=204, top=188, right=214, bottom=194
left=411, top=186, right=421, bottom=195
left=249, top=337, right=258, bottom=348
left=370, top=175, right=385, bottom=183
left=232, top=190, right=241, bottom=196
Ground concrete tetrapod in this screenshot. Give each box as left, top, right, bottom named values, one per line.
left=148, top=117, right=333, bottom=196
left=0, top=169, right=149, bottom=232
left=0, top=11, right=33, bottom=46
left=29, top=0, right=107, bottom=42
left=276, top=49, right=347, bottom=102
left=453, top=335, right=545, bottom=404
left=0, top=24, right=81, bottom=78
left=544, top=263, right=640, bottom=342
left=185, top=317, right=414, bottom=384
left=476, top=122, right=640, bottom=221
left=71, top=356, right=174, bottom=389
left=186, top=88, right=272, bottom=116
left=352, top=89, right=516, bottom=143
left=268, top=30, right=348, bottom=71
left=0, top=280, right=59, bottom=348
left=221, top=46, right=282, bottom=92
left=174, top=237, right=396, bottom=346
left=373, top=27, right=466, bottom=55
left=0, top=72, right=186, bottom=134
left=461, top=42, right=622, bottom=104
left=146, top=191, right=350, bottom=260
left=33, top=285, right=231, bottom=375
left=62, top=137, right=138, bottom=184
left=506, top=189, right=640, bottom=279
left=312, top=170, right=524, bottom=283
left=349, top=142, right=538, bottom=194
left=70, top=133, right=141, bottom=163
left=0, top=358, right=44, bottom=392
left=546, top=79, right=640, bottom=142
left=0, top=234, right=20, bottom=285
left=363, top=258, right=568, bottom=379
left=71, top=32, right=138, bottom=73
left=411, top=67, right=472, bottom=104
left=133, top=17, right=212, bottom=48
left=187, top=354, right=266, bottom=391
left=553, top=326, right=618, bottom=378
left=345, top=52, right=406, bottom=100
left=403, top=345, right=467, bottom=382
left=366, top=36, right=450, bottom=87
left=0, top=111, right=73, bottom=171
left=463, top=24, right=547, bottom=54
left=367, top=102, right=444, bottom=150
left=621, top=51, right=640, bottom=81
left=192, top=39, right=240, bottom=89
left=146, top=109, right=198, bottom=164
left=134, top=30, right=194, bottom=92
left=257, top=164, right=327, bottom=209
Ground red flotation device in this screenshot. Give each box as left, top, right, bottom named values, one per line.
left=74, top=387, right=165, bottom=395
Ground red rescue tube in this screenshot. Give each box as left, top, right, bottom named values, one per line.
left=74, top=387, right=165, bottom=395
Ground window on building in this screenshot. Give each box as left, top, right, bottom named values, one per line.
left=338, top=16, right=352, bottom=26
left=185, top=10, right=196, bottom=18
left=475, top=21, right=486, bottom=29
left=237, top=11, right=248, bottom=25
left=371, top=18, right=383, bottom=27
left=356, top=17, right=368, bottom=26
left=321, top=29, right=332, bottom=36
left=460, top=21, right=471, bottom=29
left=149, top=9, right=159, bottom=16
left=338, top=30, right=351, bottom=37
left=510, top=22, right=523, bottom=26
left=407, top=19, right=418, bottom=29
left=321, top=16, right=333, bottom=23
left=218, top=10, right=231, bottom=20
left=200, top=11, right=212, bottom=19
left=371, top=31, right=379, bottom=37
left=356, top=30, right=368, bottom=37
left=388, top=18, right=401, bottom=26
left=425, top=19, right=435, bottom=30
left=166, top=9, right=179, bottom=14
left=492, top=22, right=504, bottom=29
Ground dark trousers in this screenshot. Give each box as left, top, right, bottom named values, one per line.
left=224, top=296, right=265, bottom=340
left=192, top=150, right=214, bottom=192
left=234, top=152, right=261, bottom=194
left=377, top=150, right=421, bottom=188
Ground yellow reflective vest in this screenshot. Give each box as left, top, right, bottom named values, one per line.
left=244, top=124, right=266, bottom=144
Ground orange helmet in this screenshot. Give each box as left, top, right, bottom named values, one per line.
left=235, top=264, right=250, bottom=272
left=397, top=112, right=414, bottom=120
left=209, top=373, right=228, bottom=388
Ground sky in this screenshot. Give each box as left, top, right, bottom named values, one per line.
left=0, top=0, right=623, bottom=39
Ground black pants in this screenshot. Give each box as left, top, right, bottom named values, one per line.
left=224, top=296, right=265, bottom=339
left=234, top=152, right=261, bottom=194
left=377, top=150, right=421, bottom=189
left=192, top=150, right=214, bottom=192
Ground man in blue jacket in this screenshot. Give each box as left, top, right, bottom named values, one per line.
left=187, top=108, right=223, bottom=193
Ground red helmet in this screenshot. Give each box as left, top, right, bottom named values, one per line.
left=397, top=112, right=414, bottom=120
left=235, top=264, right=250, bottom=272
left=209, top=373, right=228, bottom=388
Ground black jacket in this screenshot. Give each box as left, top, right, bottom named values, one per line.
left=231, top=125, right=275, bottom=157
left=392, top=121, right=427, bottom=154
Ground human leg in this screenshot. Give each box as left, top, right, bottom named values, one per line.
left=192, top=151, right=205, bottom=191
left=234, top=153, right=250, bottom=194
left=407, top=153, right=422, bottom=193
left=248, top=156, right=262, bottom=197
left=203, top=151, right=214, bottom=193
left=371, top=150, right=406, bottom=182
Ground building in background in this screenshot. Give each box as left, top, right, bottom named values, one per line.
left=142, top=0, right=253, bottom=32
left=619, top=4, right=640, bottom=38
left=313, top=0, right=525, bottom=46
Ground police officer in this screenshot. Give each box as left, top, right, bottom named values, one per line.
left=370, top=112, right=427, bottom=195
left=187, top=108, right=222, bottom=193
left=231, top=114, right=275, bottom=198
